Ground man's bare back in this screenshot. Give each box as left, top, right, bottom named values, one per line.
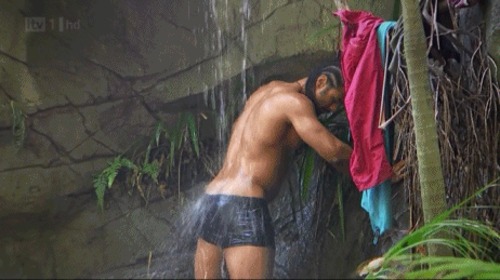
left=205, top=80, right=305, bottom=200
left=195, top=65, right=354, bottom=279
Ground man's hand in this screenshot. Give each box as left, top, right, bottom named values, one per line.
left=391, top=160, right=407, bottom=184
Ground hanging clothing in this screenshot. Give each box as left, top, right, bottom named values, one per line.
left=333, top=9, right=397, bottom=243
left=361, top=21, right=397, bottom=243
left=333, top=9, right=392, bottom=192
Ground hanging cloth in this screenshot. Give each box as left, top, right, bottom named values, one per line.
left=332, top=10, right=392, bottom=192
left=360, top=21, right=397, bottom=244
left=333, top=9, right=397, bottom=243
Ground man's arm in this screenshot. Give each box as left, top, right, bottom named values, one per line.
left=286, top=95, right=352, bottom=176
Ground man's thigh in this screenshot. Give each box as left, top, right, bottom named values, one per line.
left=223, top=245, right=274, bottom=279
left=194, top=238, right=223, bottom=279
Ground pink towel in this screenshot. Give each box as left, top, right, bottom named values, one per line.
left=333, top=9, right=392, bottom=191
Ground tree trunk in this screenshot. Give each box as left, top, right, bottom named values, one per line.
left=400, top=0, right=450, bottom=256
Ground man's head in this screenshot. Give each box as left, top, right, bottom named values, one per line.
left=304, top=65, right=344, bottom=115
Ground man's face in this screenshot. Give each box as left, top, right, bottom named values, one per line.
left=315, top=86, right=344, bottom=114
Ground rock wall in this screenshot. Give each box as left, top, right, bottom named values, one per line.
left=0, top=0, right=397, bottom=222
left=0, top=0, right=401, bottom=278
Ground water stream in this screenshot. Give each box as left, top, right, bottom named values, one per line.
left=240, top=0, right=250, bottom=103
left=201, top=0, right=253, bottom=166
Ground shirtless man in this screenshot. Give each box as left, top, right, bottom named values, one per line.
left=194, top=65, right=354, bottom=279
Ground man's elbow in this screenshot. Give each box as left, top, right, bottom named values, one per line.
left=328, top=157, right=351, bottom=176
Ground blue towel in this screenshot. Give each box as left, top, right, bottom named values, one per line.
left=360, top=21, right=396, bottom=245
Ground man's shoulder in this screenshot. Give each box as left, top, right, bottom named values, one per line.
left=254, top=81, right=314, bottom=110
left=274, top=90, right=313, bottom=107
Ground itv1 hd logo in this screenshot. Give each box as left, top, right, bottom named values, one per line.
left=25, top=17, right=80, bottom=32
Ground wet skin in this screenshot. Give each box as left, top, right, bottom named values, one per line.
left=194, top=74, right=353, bottom=279
left=205, top=76, right=351, bottom=201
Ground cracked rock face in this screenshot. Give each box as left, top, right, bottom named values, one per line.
left=0, top=0, right=401, bottom=278
left=1, top=0, right=352, bottom=220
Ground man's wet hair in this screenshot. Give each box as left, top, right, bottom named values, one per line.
left=304, top=64, right=343, bottom=113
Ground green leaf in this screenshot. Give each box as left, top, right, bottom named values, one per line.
left=299, top=147, right=315, bottom=201
left=174, top=119, right=184, bottom=150
left=93, top=175, right=107, bottom=211
left=120, top=158, right=136, bottom=170
left=143, top=122, right=164, bottom=166
left=142, top=161, right=160, bottom=184
left=364, top=181, right=500, bottom=279
left=337, top=178, right=345, bottom=242
left=186, top=113, right=200, bottom=157
left=153, top=122, right=164, bottom=147
left=168, top=137, right=176, bottom=174
left=93, top=156, right=136, bottom=210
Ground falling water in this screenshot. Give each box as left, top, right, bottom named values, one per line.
left=142, top=1, right=350, bottom=279
left=240, top=0, right=250, bottom=102
left=206, top=0, right=252, bottom=165
left=208, top=0, right=226, bottom=164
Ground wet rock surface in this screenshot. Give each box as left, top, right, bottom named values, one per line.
left=0, top=0, right=409, bottom=278
left=0, top=170, right=409, bottom=279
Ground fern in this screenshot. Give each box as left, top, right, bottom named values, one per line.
left=93, top=111, right=202, bottom=209
left=93, top=156, right=136, bottom=210
left=93, top=175, right=107, bottom=211
left=142, top=161, right=160, bottom=184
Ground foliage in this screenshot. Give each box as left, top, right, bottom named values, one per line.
left=375, top=255, right=500, bottom=279
left=296, top=109, right=351, bottom=241
left=93, top=156, right=135, bottom=210
left=166, top=112, right=200, bottom=178
left=93, top=112, right=201, bottom=210
left=298, top=110, right=347, bottom=200
left=298, top=146, right=316, bottom=201
left=390, top=0, right=499, bottom=238
left=358, top=179, right=500, bottom=279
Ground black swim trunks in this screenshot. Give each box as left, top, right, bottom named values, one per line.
left=197, top=194, right=275, bottom=249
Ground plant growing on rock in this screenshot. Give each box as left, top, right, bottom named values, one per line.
left=93, top=111, right=201, bottom=210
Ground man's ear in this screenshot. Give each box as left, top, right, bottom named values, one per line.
left=315, top=74, right=327, bottom=90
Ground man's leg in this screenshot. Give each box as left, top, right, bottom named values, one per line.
left=194, top=238, right=223, bottom=279
left=223, top=245, right=274, bottom=279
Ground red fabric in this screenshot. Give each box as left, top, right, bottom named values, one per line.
left=333, top=10, right=392, bottom=191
